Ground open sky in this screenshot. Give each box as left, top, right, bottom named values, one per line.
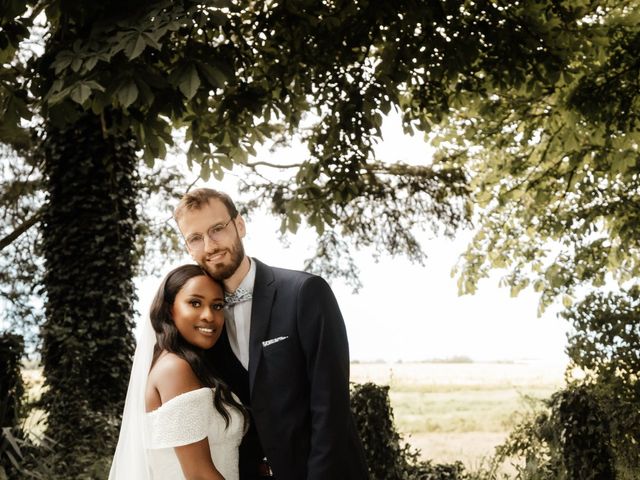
left=136, top=113, right=570, bottom=365
left=137, top=224, right=569, bottom=365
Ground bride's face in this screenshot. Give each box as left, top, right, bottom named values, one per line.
left=171, top=275, right=225, bottom=350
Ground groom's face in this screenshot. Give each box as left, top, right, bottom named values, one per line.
left=177, top=198, right=246, bottom=281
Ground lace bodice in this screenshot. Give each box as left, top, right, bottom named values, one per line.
left=146, top=388, right=244, bottom=479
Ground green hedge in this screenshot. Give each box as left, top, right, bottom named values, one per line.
left=557, top=384, right=616, bottom=480
left=350, top=382, right=470, bottom=480
left=495, top=382, right=628, bottom=480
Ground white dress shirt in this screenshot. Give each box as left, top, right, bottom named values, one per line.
left=224, top=257, right=256, bottom=370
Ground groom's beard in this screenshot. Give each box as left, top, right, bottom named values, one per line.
left=202, top=236, right=245, bottom=281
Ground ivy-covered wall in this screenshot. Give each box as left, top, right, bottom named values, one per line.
left=40, top=115, right=138, bottom=475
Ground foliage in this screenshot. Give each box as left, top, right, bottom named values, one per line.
left=45, top=0, right=472, bottom=250
left=555, top=385, right=616, bottom=480
left=492, top=406, right=561, bottom=480
left=0, top=424, right=111, bottom=480
left=3, top=0, right=473, bottom=288
left=491, top=287, right=640, bottom=479
left=38, top=116, right=139, bottom=476
left=0, top=146, right=44, bottom=346
left=2, top=1, right=640, bottom=305
left=350, top=382, right=470, bottom=480
left=442, top=1, right=640, bottom=310
left=7, top=0, right=638, bottom=307
left=493, top=381, right=624, bottom=480
left=0, top=333, right=24, bottom=477
left=562, top=288, right=640, bottom=474
left=0, top=0, right=478, bottom=346
left=0, top=332, right=25, bottom=430
left=564, top=287, right=640, bottom=386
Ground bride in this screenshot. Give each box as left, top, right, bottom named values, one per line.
left=109, top=264, right=247, bottom=479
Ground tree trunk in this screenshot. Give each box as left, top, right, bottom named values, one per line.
left=40, top=114, right=138, bottom=475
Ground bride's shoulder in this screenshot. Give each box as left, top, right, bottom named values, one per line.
left=150, top=351, right=193, bottom=378
left=148, top=352, right=205, bottom=406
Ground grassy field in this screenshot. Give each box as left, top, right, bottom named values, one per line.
left=351, top=361, right=566, bottom=470
left=21, top=366, right=47, bottom=440
left=21, top=360, right=566, bottom=472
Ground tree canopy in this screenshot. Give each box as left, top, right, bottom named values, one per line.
left=436, top=1, right=640, bottom=309
left=2, top=0, right=640, bottom=315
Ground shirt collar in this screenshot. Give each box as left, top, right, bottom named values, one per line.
left=235, top=256, right=256, bottom=294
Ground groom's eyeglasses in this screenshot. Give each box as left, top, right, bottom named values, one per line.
left=185, top=217, right=236, bottom=250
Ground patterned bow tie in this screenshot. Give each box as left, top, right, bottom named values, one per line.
left=224, top=287, right=253, bottom=308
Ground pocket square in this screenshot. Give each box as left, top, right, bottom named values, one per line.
left=262, top=336, right=289, bottom=347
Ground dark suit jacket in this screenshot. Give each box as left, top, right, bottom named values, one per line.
left=207, top=258, right=368, bottom=480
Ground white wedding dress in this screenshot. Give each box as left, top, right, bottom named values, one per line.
left=146, top=388, right=244, bottom=480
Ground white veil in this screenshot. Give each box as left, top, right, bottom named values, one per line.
left=108, top=313, right=156, bottom=479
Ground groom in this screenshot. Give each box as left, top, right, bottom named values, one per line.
left=174, top=188, right=369, bottom=480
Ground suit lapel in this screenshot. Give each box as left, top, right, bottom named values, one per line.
left=208, top=326, right=251, bottom=400
left=248, top=258, right=275, bottom=394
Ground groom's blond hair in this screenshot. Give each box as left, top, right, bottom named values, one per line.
left=173, top=188, right=238, bottom=221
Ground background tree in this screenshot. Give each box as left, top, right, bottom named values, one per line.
left=439, top=0, right=640, bottom=310
left=492, top=289, right=640, bottom=479
left=562, top=289, right=640, bottom=475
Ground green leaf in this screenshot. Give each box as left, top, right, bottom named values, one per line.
left=70, top=83, right=92, bottom=105
left=200, top=160, right=211, bottom=181
left=612, top=152, right=636, bottom=175
left=47, top=86, right=72, bottom=105
left=83, top=56, right=99, bottom=72
left=117, top=80, right=139, bottom=109
left=287, top=212, right=300, bottom=234
left=476, top=189, right=492, bottom=206
left=142, top=32, right=162, bottom=50
left=90, top=92, right=109, bottom=114
left=125, top=33, right=147, bottom=60
left=84, top=80, right=105, bottom=92
left=52, top=51, right=74, bottom=74
left=70, top=57, right=83, bottom=72
left=213, top=165, right=224, bottom=180
left=198, top=63, right=227, bottom=88
left=135, top=78, right=155, bottom=106
left=179, top=64, right=201, bottom=100
left=142, top=148, right=155, bottom=167
left=146, top=131, right=164, bottom=160
left=218, top=154, right=233, bottom=169
left=229, top=146, right=247, bottom=163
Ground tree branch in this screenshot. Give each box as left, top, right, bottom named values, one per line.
left=0, top=206, right=43, bottom=251
left=245, top=160, right=304, bottom=169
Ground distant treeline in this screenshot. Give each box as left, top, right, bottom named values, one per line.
left=352, top=356, right=481, bottom=364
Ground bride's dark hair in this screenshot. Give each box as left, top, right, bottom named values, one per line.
left=149, top=264, right=246, bottom=427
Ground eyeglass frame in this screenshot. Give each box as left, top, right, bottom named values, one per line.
left=184, top=216, right=237, bottom=250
